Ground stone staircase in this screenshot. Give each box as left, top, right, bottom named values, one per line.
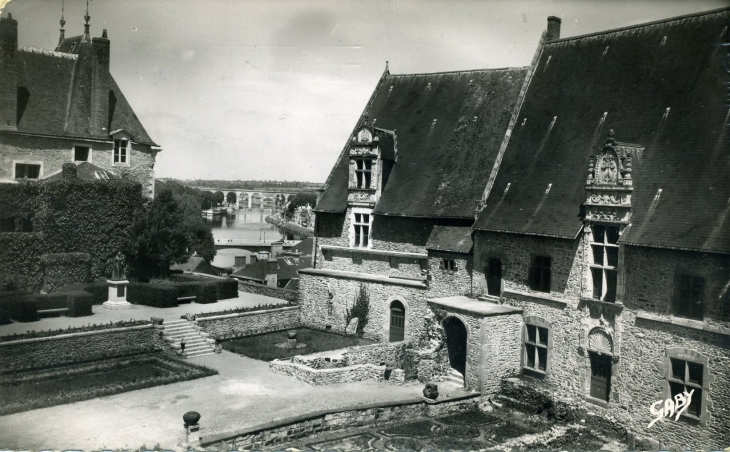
left=446, top=368, right=465, bottom=387
left=162, top=319, right=216, bottom=358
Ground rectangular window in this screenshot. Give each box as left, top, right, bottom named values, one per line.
left=524, top=324, right=549, bottom=372
left=528, top=255, right=551, bottom=293
left=590, top=225, right=620, bottom=302
left=674, top=275, right=704, bottom=320
left=114, top=139, right=128, bottom=164
left=442, top=259, right=456, bottom=271
left=668, top=358, right=703, bottom=418
left=355, top=159, right=372, bottom=189
left=0, top=217, right=32, bottom=233
left=14, top=163, right=41, bottom=179
left=353, top=212, right=370, bottom=248
left=74, top=146, right=90, bottom=162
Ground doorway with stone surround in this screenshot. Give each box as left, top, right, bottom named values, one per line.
left=443, top=316, right=468, bottom=377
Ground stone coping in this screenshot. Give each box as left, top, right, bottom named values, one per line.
left=201, top=392, right=480, bottom=446
left=635, top=313, right=730, bottom=338
left=195, top=305, right=300, bottom=322
left=0, top=324, right=152, bottom=347
left=299, top=268, right=428, bottom=289
left=427, top=296, right=523, bottom=317
left=237, top=280, right=299, bottom=294
left=320, top=245, right=428, bottom=260
left=503, top=288, right=570, bottom=307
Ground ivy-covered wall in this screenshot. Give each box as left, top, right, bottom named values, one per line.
left=0, top=179, right=143, bottom=291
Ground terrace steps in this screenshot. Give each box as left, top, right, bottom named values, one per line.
left=161, top=318, right=215, bottom=358
left=446, top=368, right=465, bottom=387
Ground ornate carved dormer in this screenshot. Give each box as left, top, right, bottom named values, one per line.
left=584, top=130, right=642, bottom=224
left=347, top=116, right=396, bottom=208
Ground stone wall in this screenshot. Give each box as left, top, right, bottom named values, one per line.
left=299, top=273, right=430, bottom=343
left=270, top=359, right=405, bottom=385
left=201, top=393, right=480, bottom=449
left=237, top=280, right=299, bottom=303
left=472, top=230, right=584, bottom=302
left=0, top=324, right=164, bottom=372
left=479, top=312, right=523, bottom=395
left=0, top=134, right=156, bottom=197
left=473, top=229, right=730, bottom=449
left=428, top=253, right=473, bottom=298
left=196, top=306, right=300, bottom=341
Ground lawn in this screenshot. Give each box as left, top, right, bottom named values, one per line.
left=0, top=353, right=217, bottom=415
left=221, top=327, right=376, bottom=361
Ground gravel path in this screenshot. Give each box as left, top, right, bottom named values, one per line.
left=0, top=350, right=427, bottom=450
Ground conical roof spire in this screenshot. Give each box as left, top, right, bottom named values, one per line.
left=58, top=0, right=66, bottom=45
left=82, top=0, right=91, bottom=42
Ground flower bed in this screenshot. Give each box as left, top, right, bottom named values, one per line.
left=0, top=352, right=217, bottom=415
left=194, top=302, right=296, bottom=319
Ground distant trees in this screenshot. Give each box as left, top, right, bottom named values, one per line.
left=286, top=191, right=318, bottom=216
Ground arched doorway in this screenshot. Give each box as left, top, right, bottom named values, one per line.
left=389, top=301, right=405, bottom=342
left=443, top=316, right=467, bottom=376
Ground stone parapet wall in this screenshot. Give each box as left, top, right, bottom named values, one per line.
left=270, top=359, right=405, bottom=385
left=196, top=306, right=300, bottom=341
left=290, top=341, right=408, bottom=370
left=0, top=324, right=164, bottom=372
left=237, top=280, right=299, bottom=303
left=201, top=393, right=480, bottom=449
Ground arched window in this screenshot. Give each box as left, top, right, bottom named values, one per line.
left=389, top=300, right=405, bottom=342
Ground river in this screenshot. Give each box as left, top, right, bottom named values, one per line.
left=204, top=208, right=283, bottom=269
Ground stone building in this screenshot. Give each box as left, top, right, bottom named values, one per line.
left=471, top=8, right=730, bottom=449
left=300, top=61, right=531, bottom=392
left=301, top=8, right=730, bottom=449
left=0, top=11, right=160, bottom=197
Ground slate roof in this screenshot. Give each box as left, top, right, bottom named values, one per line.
left=474, top=8, right=730, bottom=254
left=170, top=256, right=218, bottom=276
left=44, top=162, right=120, bottom=181
left=426, top=226, right=473, bottom=254
left=232, top=256, right=305, bottom=282
left=13, top=46, right=157, bottom=146
left=316, top=67, right=528, bottom=218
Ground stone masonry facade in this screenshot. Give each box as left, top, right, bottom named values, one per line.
left=472, top=229, right=730, bottom=449
left=0, top=134, right=157, bottom=197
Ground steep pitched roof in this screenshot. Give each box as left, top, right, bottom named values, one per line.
left=474, top=8, right=730, bottom=254
left=13, top=46, right=157, bottom=146
left=316, top=67, right=528, bottom=218
left=426, top=226, right=473, bottom=254
left=170, top=256, right=218, bottom=276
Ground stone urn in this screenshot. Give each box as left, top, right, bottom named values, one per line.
left=183, top=411, right=201, bottom=427
left=423, top=382, right=439, bottom=400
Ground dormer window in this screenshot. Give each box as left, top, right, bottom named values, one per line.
left=114, top=139, right=128, bottom=165
left=356, top=160, right=373, bottom=189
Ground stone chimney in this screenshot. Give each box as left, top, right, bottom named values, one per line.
left=265, top=258, right=278, bottom=287
left=270, top=241, right=284, bottom=259
left=90, top=30, right=111, bottom=136
left=546, top=16, right=561, bottom=42
left=0, top=13, right=18, bottom=132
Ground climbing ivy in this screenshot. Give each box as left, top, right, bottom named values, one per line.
left=0, top=179, right=144, bottom=291
left=346, top=283, right=370, bottom=336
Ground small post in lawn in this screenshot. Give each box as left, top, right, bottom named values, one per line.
left=183, top=411, right=201, bottom=447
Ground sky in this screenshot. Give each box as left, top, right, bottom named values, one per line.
left=2, top=0, right=728, bottom=182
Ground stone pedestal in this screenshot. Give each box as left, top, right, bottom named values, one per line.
left=186, top=423, right=200, bottom=447
left=102, top=279, right=132, bottom=310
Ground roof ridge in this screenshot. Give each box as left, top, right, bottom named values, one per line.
left=387, top=66, right=528, bottom=78
left=18, top=45, right=78, bottom=60
left=550, top=7, right=730, bottom=44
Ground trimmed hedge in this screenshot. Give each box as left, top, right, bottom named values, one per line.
left=196, top=283, right=218, bottom=304
left=127, top=283, right=178, bottom=308
left=0, top=290, right=36, bottom=323
left=60, top=280, right=109, bottom=305
left=214, top=279, right=239, bottom=300
left=35, top=292, right=69, bottom=311
left=64, top=290, right=93, bottom=317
